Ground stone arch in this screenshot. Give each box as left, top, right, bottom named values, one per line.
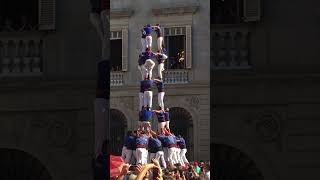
left=0, top=148, right=52, bottom=180
left=168, top=107, right=194, bottom=160
left=212, top=143, right=264, bottom=180
left=110, top=109, right=128, bottom=155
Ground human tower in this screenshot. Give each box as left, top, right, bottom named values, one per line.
left=121, top=24, right=189, bottom=168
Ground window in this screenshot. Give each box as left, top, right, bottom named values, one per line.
left=212, top=0, right=244, bottom=24
left=212, top=0, right=261, bottom=24
left=164, top=27, right=188, bottom=70
left=0, top=0, right=55, bottom=31
left=0, top=0, right=38, bottom=31
left=110, top=31, right=122, bottom=71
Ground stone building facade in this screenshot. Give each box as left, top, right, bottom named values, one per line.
left=212, top=0, right=320, bottom=179
left=0, top=0, right=102, bottom=179
left=109, top=0, right=210, bottom=162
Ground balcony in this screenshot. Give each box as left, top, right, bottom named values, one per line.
left=163, top=69, right=189, bottom=84
left=111, top=71, right=124, bottom=86
left=0, top=32, right=43, bottom=76
left=211, top=25, right=252, bottom=70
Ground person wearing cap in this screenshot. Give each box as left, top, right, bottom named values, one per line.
left=152, top=24, right=163, bottom=52
left=148, top=135, right=167, bottom=168
left=135, top=131, right=149, bottom=165
left=155, top=49, right=167, bottom=80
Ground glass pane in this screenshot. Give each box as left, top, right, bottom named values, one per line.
left=110, top=39, right=122, bottom=71
left=167, top=35, right=186, bottom=69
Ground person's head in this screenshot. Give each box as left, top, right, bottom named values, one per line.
left=147, top=24, right=151, bottom=27
left=156, top=23, right=160, bottom=26
left=127, top=130, right=133, bottom=136
left=194, top=162, right=198, bottom=167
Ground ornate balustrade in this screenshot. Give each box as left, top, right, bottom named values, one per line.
left=211, top=25, right=252, bottom=70
left=0, top=33, right=43, bottom=76
left=164, top=69, right=189, bottom=84
left=111, top=71, right=124, bottom=86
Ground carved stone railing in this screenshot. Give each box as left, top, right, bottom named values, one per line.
left=111, top=71, right=124, bottom=86
left=164, top=69, right=189, bottom=84
left=211, top=25, right=252, bottom=70
left=0, top=33, right=43, bottom=76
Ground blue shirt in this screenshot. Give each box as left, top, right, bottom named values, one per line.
left=158, top=134, right=168, bottom=147
left=164, top=111, right=170, bottom=121
left=148, top=137, right=162, bottom=153
left=140, top=109, right=153, bottom=122
left=142, top=51, right=156, bottom=60
left=143, top=26, right=153, bottom=36
left=136, top=134, right=149, bottom=147
left=166, top=135, right=177, bottom=146
left=140, top=80, right=154, bottom=92
left=125, top=135, right=136, bottom=150
left=155, top=81, right=164, bottom=92
left=155, top=111, right=166, bottom=122
left=177, top=137, right=186, bottom=149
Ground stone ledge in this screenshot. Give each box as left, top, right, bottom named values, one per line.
left=110, top=9, right=134, bottom=19
left=152, top=5, right=199, bottom=16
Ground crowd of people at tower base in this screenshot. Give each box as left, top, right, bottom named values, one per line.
left=112, top=157, right=210, bottom=180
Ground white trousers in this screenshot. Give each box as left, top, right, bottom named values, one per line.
left=141, top=38, right=146, bottom=52
left=175, top=148, right=185, bottom=166
left=136, top=148, right=148, bottom=165
left=121, top=146, right=126, bottom=160
left=138, top=65, right=147, bottom=80
left=158, top=92, right=165, bottom=110
left=144, top=59, right=155, bottom=79
left=165, top=121, right=170, bottom=129
left=168, top=147, right=179, bottom=164
left=163, top=147, right=168, bottom=162
left=158, top=121, right=166, bottom=132
left=158, top=63, right=165, bottom=79
left=123, top=148, right=133, bottom=163
left=143, top=91, right=153, bottom=108
left=139, top=92, right=144, bottom=111
left=132, top=150, right=137, bottom=164
left=149, top=151, right=167, bottom=168
left=180, top=148, right=189, bottom=164
left=157, top=37, right=163, bottom=51
left=146, top=35, right=152, bottom=49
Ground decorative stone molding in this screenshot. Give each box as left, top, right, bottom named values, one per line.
left=254, top=112, right=281, bottom=142
left=110, top=9, right=134, bottom=19
left=48, top=119, right=73, bottom=148
left=186, top=96, right=200, bottom=110
left=152, top=5, right=199, bottom=16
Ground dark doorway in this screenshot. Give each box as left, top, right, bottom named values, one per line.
left=213, top=143, right=264, bottom=180
left=169, top=107, right=193, bottom=160
left=110, top=109, right=127, bottom=155
left=0, top=148, right=52, bottom=180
